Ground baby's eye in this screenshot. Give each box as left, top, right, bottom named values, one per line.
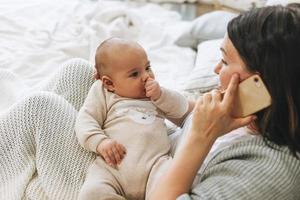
left=146, top=66, right=152, bottom=71
left=130, top=71, right=139, bottom=77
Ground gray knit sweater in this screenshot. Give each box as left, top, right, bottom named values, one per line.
left=178, top=136, right=300, bottom=200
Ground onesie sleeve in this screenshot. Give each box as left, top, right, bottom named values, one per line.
left=152, top=87, right=188, bottom=119
left=75, top=81, right=108, bottom=153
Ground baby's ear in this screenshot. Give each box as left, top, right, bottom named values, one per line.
left=101, top=75, right=114, bottom=92
left=93, top=70, right=100, bottom=80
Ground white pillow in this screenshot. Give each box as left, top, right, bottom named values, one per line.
left=182, top=39, right=222, bottom=97
left=266, top=0, right=299, bottom=5
left=149, top=0, right=197, bottom=3
left=175, top=11, right=237, bottom=49
left=219, top=0, right=267, bottom=11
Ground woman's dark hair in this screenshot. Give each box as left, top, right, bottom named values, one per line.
left=227, top=4, right=300, bottom=157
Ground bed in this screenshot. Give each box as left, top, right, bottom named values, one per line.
left=0, top=0, right=293, bottom=198
left=1, top=0, right=290, bottom=112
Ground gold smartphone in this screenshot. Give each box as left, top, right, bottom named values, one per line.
left=231, top=74, right=272, bottom=117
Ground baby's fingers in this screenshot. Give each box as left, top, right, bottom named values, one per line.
left=145, top=81, right=156, bottom=91
left=107, top=149, right=117, bottom=166
left=119, top=144, right=127, bottom=154
left=102, top=151, right=114, bottom=167
left=112, top=146, right=122, bottom=165
left=146, top=89, right=154, bottom=97
left=115, top=152, right=124, bottom=165
left=116, top=144, right=126, bottom=160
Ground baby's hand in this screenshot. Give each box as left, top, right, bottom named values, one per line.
left=145, top=77, right=162, bottom=101
left=97, top=139, right=127, bottom=168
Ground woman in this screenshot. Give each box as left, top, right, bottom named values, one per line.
left=0, top=4, right=299, bottom=200
left=150, top=3, right=300, bottom=200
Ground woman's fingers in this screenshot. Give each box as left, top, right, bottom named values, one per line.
left=202, top=93, right=212, bottom=104
left=232, top=115, right=257, bottom=130
left=190, top=74, right=257, bottom=142
left=222, top=74, right=239, bottom=109
left=193, top=96, right=203, bottom=112
left=198, top=89, right=222, bottom=107
left=211, top=89, right=222, bottom=102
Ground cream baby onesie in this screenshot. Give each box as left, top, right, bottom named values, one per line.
left=75, top=81, right=188, bottom=200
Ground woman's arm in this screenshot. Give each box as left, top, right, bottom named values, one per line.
left=150, top=131, right=215, bottom=200
left=150, top=74, right=255, bottom=199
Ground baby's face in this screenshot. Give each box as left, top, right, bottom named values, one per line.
left=105, top=45, right=155, bottom=99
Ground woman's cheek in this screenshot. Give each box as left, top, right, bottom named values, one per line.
left=219, top=72, right=230, bottom=91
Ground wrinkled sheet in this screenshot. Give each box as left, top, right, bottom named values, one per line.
left=0, top=0, right=196, bottom=113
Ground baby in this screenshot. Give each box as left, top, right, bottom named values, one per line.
left=75, top=37, right=189, bottom=200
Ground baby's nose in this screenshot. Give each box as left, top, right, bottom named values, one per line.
left=142, top=73, right=150, bottom=82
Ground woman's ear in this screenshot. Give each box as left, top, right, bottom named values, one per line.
left=101, top=75, right=114, bottom=92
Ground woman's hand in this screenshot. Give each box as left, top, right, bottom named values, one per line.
left=149, top=74, right=256, bottom=200
left=191, top=74, right=256, bottom=141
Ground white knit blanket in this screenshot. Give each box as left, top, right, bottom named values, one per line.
left=0, top=59, right=96, bottom=199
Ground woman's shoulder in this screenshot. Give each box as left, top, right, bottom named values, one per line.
left=184, top=136, right=300, bottom=200
left=218, top=135, right=299, bottom=163
left=212, top=135, right=299, bottom=162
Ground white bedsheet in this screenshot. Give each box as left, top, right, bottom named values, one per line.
left=0, top=0, right=196, bottom=113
